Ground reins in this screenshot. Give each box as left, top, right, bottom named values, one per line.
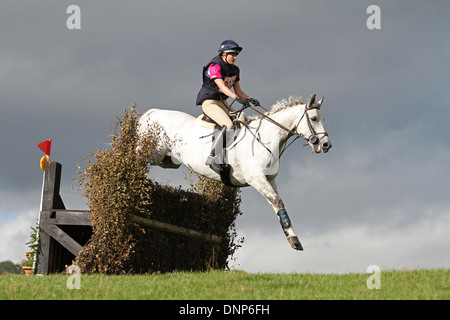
left=230, top=100, right=296, bottom=136
left=230, top=97, right=328, bottom=156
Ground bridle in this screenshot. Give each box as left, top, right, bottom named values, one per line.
left=292, top=98, right=329, bottom=146
left=230, top=94, right=328, bottom=156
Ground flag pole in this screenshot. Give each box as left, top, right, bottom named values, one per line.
left=34, top=139, right=52, bottom=274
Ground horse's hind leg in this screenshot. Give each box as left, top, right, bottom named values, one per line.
left=251, top=177, right=303, bottom=251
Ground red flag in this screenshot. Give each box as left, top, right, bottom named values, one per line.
left=38, top=139, right=52, bottom=156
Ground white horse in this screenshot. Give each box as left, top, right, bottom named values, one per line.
left=137, top=94, right=331, bottom=250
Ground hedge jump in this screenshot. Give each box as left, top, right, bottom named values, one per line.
left=37, top=161, right=222, bottom=274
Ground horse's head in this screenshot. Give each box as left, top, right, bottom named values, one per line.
left=295, top=94, right=332, bottom=153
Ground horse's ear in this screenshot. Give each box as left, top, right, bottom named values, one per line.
left=307, top=94, right=316, bottom=108
left=317, top=96, right=324, bottom=108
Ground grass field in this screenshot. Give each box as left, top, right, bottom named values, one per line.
left=1, top=269, right=448, bottom=300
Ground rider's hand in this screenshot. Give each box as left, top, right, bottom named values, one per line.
left=236, top=97, right=250, bottom=108
left=248, top=97, right=260, bottom=106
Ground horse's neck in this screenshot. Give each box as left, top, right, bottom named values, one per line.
left=256, top=104, right=304, bottom=144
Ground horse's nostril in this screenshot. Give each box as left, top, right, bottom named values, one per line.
left=323, top=142, right=331, bottom=150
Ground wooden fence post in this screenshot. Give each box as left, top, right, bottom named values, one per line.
left=37, top=162, right=91, bottom=274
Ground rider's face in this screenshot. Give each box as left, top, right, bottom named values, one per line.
left=223, top=52, right=238, bottom=65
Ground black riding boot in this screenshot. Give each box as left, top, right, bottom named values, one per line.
left=206, top=125, right=228, bottom=172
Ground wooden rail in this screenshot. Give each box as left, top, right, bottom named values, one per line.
left=130, top=215, right=222, bottom=244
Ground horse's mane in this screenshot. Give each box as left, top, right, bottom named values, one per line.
left=248, top=96, right=303, bottom=121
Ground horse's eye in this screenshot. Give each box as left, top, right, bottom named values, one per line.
left=311, top=116, right=318, bottom=122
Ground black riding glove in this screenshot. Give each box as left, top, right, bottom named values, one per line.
left=236, top=97, right=250, bottom=108
left=248, top=97, right=260, bottom=106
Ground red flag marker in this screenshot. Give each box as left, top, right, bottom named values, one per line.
left=38, top=139, right=52, bottom=156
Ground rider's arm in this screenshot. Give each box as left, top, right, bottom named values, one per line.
left=214, top=78, right=239, bottom=99
left=213, top=78, right=250, bottom=101
left=233, top=82, right=250, bottom=100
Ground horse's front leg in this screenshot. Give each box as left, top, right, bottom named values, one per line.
left=251, top=177, right=303, bottom=251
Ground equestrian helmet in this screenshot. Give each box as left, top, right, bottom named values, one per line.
left=218, top=40, right=243, bottom=54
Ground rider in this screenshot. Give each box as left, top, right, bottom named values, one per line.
left=196, top=40, right=260, bottom=172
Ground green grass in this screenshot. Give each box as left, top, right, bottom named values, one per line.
left=0, top=269, right=448, bottom=300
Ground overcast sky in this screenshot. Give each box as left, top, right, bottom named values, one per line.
left=1, top=0, right=449, bottom=274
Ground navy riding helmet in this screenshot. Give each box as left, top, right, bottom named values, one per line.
left=218, top=40, right=243, bottom=54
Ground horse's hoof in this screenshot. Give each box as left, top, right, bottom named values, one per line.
left=288, top=236, right=303, bottom=251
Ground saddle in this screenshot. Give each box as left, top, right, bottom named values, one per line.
left=196, top=113, right=244, bottom=131
left=196, top=113, right=222, bottom=130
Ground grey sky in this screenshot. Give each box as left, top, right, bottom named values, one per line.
left=1, top=0, right=449, bottom=273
